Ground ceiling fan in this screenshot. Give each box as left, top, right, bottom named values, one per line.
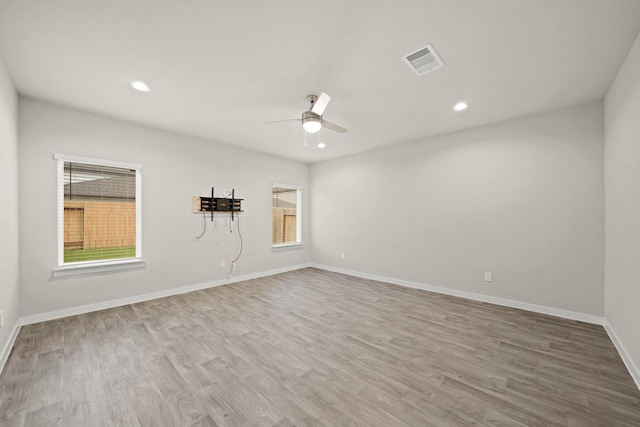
left=266, top=92, right=348, bottom=134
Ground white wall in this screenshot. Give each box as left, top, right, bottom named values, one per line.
left=0, top=55, right=19, bottom=362
left=18, top=98, right=310, bottom=317
left=604, top=31, right=640, bottom=377
left=311, top=102, right=604, bottom=316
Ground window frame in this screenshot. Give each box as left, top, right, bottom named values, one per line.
left=272, top=183, right=302, bottom=248
left=53, top=153, right=144, bottom=277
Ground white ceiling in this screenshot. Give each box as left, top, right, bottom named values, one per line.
left=1, top=0, right=640, bottom=164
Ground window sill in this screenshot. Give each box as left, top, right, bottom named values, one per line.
left=53, top=258, right=146, bottom=278
left=272, top=242, right=304, bottom=249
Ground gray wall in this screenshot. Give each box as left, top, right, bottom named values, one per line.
left=311, top=102, right=604, bottom=315
left=18, top=98, right=310, bottom=317
left=0, top=56, right=19, bottom=355
left=604, top=31, right=640, bottom=373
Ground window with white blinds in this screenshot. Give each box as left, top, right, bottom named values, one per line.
left=272, top=184, right=302, bottom=246
left=54, top=154, right=142, bottom=271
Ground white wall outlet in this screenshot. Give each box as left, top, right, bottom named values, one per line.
left=340, top=253, right=345, bottom=260
left=0, top=310, right=3, bottom=328
left=220, top=260, right=226, bottom=268
left=484, top=272, right=493, bottom=282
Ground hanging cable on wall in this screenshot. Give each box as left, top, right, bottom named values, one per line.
left=229, top=214, right=244, bottom=277
left=195, top=210, right=207, bottom=240
left=232, top=215, right=243, bottom=263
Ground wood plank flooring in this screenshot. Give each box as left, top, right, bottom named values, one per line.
left=1, top=268, right=639, bottom=426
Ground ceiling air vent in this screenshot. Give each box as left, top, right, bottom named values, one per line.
left=402, top=44, right=444, bottom=75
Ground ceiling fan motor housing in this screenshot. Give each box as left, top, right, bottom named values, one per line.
left=302, top=111, right=321, bottom=121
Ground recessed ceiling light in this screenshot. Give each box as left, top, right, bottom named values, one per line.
left=453, top=102, right=468, bottom=111
left=131, top=81, right=150, bottom=92
left=317, top=142, right=326, bottom=149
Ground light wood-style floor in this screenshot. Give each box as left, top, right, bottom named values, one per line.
left=1, top=268, right=639, bottom=426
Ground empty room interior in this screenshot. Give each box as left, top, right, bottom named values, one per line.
left=2, top=1, right=640, bottom=426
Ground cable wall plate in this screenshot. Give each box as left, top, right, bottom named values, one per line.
left=192, top=196, right=203, bottom=213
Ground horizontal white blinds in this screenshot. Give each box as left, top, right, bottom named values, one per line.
left=272, top=187, right=298, bottom=209
left=65, top=162, right=136, bottom=201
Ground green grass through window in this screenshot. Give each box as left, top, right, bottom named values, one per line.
left=64, top=246, right=136, bottom=263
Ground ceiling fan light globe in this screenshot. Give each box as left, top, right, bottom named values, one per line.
left=303, top=119, right=322, bottom=133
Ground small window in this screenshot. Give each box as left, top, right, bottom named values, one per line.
left=54, top=154, right=142, bottom=274
left=272, top=184, right=301, bottom=246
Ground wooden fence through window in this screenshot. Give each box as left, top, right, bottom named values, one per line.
left=272, top=207, right=297, bottom=244
left=64, top=200, right=136, bottom=250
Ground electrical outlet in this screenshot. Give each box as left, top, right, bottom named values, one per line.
left=484, top=272, right=493, bottom=282
left=340, top=253, right=345, bottom=260
left=0, top=310, right=4, bottom=328
left=220, top=260, right=226, bottom=268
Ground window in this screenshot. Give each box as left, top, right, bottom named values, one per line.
left=54, top=154, right=143, bottom=276
left=272, top=184, right=301, bottom=246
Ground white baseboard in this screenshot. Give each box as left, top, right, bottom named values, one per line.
left=0, top=319, right=22, bottom=375
left=603, top=320, right=640, bottom=390
left=21, top=263, right=311, bottom=326
left=311, top=263, right=605, bottom=325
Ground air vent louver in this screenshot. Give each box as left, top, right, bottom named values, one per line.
left=402, top=44, right=444, bottom=75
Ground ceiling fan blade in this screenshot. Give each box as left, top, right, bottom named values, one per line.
left=322, top=119, right=348, bottom=133
left=311, top=92, right=331, bottom=115
left=265, top=118, right=300, bottom=125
